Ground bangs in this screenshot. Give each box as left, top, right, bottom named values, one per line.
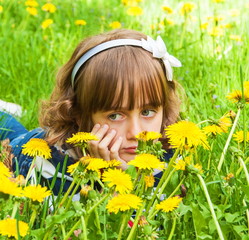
left=77, top=46, right=167, bottom=113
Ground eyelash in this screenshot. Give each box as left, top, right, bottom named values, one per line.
left=107, top=109, right=157, bottom=121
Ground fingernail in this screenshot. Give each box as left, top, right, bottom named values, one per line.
left=110, top=129, right=116, bottom=134
left=95, top=123, right=100, bottom=128
left=102, top=124, right=108, bottom=129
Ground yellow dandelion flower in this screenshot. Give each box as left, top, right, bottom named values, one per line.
left=127, top=6, right=143, bottom=16
left=226, top=88, right=249, bottom=104
left=41, top=19, right=53, bottom=29
left=144, top=175, right=155, bottom=188
left=106, top=159, right=121, bottom=168
left=220, top=23, right=233, bottom=29
left=86, top=158, right=108, bottom=172
left=25, top=0, right=38, bottom=7
left=66, top=132, right=98, bottom=146
left=193, top=163, right=203, bottom=174
left=233, top=131, right=249, bottom=143
left=128, top=153, right=165, bottom=170
left=165, top=121, right=209, bottom=150
left=102, top=168, right=133, bottom=193
left=0, top=218, right=29, bottom=239
left=203, top=125, right=224, bottom=136
left=23, top=184, right=51, bottom=202
left=212, top=0, right=225, bottom=2
left=109, top=21, right=122, bottom=29
left=0, top=162, right=11, bottom=179
left=184, top=156, right=192, bottom=165
left=161, top=5, right=173, bottom=14
left=75, top=19, right=87, bottom=26
left=67, top=161, right=79, bottom=174
left=26, top=7, right=38, bottom=16
left=203, top=114, right=231, bottom=136
left=219, top=114, right=232, bottom=131
left=208, top=26, right=224, bottom=37
left=174, top=159, right=186, bottom=171
left=207, top=15, right=225, bottom=22
left=42, top=3, right=56, bottom=13
left=230, top=35, right=242, bottom=42
left=224, top=173, right=234, bottom=181
left=122, top=0, right=141, bottom=6
left=166, top=18, right=174, bottom=25
left=0, top=5, right=3, bottom=13
left=156, top=196, right=182, bottom=212
left=80, top=185, right=92, bottom=197
left=106, top=194, right=142, bottom=214
left=136, top=131, right=162, bottom=141
left=228, top=9, right=240, bottom=17
left=22, top=138, right=51, bottom=159
left=0, top=177, right=23, bottom=197
left=200, top=22, right=208, bottom=30
left=180, top=2, right=195, bottom=15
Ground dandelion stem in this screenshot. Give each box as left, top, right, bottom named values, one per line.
left=87, top=193, right=110, bottom=216
left=236, top=157, right=249, bottom=176
left=167, top=213, right=177, bottom=240
left=145, top=148, right=180, bottom=213
left=243, top=199, right=249, bottom=234
left=64, top=180, right=81, bottom=211
left=25, top=156, right=36, bottom=186
left=29, top=207, right=37, bottom=229
left=168, top=175, right=186, bottom=198
left=147, top=170, right=175, bottom=219
left=58, top=179, right=76, bottom=208
left=217, top=108, right=241, bottom=172
left=81, top=216, right=88, bottom=240
left=11, top=201, right=19, bottom=218
left=197, top=174, right=224, bottom=240
left=63, top=218, right=81, bottom=240
left=117, top=214, right=128, bottom=240
left=237, top=157, right=249, bottom=185
left=126, top=202, right=146, bottom=240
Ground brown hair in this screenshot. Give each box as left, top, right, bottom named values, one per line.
left=39, top=29, right=180, bottom=152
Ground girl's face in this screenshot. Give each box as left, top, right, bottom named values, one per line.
left=91, top=101, right=163, bottom=163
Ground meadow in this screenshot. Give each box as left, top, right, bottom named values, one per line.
left=0, top=0, right=249, bottom=239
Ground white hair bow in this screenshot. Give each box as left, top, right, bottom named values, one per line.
left=141, top=36, right=182, bottom=81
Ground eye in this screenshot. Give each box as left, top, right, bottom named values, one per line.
left=108, top=113, right=124, bottom=121
left=141, top=109, right=156, bottom=117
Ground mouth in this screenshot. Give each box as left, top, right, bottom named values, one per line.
left=123, top=146, right=137, bottom=154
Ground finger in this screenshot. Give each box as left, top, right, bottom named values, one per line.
left=88, top=124, right=109, bottom=156
left=97, top=129, right=117, bottom=160
left=93, top=124, right=109, bottom=139
left=109, top=137, right=128, bottom=170
left=91, top=123, right=101, bottom=135
left=109, top=136, right=123, bottom=160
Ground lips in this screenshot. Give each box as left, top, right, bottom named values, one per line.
left=123, top=146, right=137, bottom=154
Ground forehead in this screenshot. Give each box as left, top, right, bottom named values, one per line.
left=77, top=45, right=166, bottom=113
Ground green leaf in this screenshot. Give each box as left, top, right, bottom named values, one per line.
left=45, top=210, right=75, bottom=228
left=224, top=212, right=240, bottom=223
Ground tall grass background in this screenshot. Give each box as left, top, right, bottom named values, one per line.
left=0, top=0, right=248, bottom=128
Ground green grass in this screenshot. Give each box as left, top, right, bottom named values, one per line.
left=0, top=0, right=248, bottom=129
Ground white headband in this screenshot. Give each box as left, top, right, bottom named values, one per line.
left=71, top=36, right=182, bottom=88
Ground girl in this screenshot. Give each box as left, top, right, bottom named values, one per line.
left=0, top=29, right=181, bottom=194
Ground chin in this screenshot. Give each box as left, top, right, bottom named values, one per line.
left=121, top=154, right=136, bottom=163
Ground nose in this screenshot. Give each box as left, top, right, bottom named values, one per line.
left=126, top=116, right=143, bottom=140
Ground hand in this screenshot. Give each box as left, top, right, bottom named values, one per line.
left=88, top=124, right=127, bottom=170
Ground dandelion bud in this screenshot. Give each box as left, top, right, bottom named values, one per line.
left=80, top=185, right=92, bottom=197
left=138, top=216, right=148, bottom=226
